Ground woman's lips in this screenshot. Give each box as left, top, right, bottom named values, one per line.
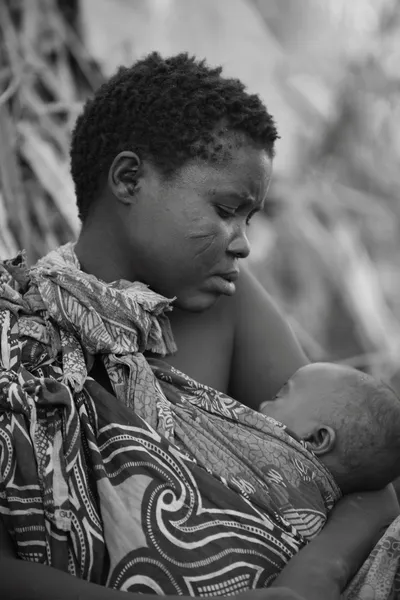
left=218, top=270, right=239, bottom=283
left=206, top=270, right=239, bottom=295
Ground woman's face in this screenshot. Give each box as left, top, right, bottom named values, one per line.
left=120, top=144, right=272, bottom=311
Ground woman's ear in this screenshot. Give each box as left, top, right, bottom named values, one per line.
left=108, top=151, right=142, bottom=204
left=304, top=425, right=336, bottom=456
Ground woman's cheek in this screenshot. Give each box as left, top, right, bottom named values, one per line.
left=204, top=223, right=232, bottom=264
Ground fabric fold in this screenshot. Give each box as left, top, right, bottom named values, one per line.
left=0, top=244, right=399, bottom=598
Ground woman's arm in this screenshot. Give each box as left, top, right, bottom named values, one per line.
left=0, top=517, right=305, bottom=600
left=0, top=557, right=305, bottom=600
left=271, top=485, right=399, bottom=600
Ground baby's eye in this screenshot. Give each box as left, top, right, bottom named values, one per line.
left=216, top=205, right=236, bottom=220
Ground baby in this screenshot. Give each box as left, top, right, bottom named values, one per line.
left=260, top=362, right=400, bottom=494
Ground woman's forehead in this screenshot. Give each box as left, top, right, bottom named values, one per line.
left=173, top=145, right=272, bottom=196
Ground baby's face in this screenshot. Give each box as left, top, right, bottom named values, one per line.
left=262, top=362, right=353, bottom=438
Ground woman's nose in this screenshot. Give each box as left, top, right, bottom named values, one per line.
left=227, top=225, right=251, bottom=259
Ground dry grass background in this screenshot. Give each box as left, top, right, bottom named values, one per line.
left=1, top=0, right=400, bottom=389
left=0, top=0, right=102, bottom=258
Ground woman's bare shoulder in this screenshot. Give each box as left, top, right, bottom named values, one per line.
left=228, top=265, right=308, bottom=409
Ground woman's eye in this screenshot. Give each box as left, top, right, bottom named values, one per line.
left=216, top=205, right=236, bottom=219
left=246, top=210, right=257, bottom=226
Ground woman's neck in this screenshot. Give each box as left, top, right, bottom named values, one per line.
left=75, top=225, right=137, bottom=284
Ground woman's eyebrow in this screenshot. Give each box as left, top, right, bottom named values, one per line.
left=209, top=189, right=265, bottom=212
left=210, top=189, right=256, bottom=203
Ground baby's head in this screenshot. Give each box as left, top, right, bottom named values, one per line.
left=262, top=363, right=400, bottom=494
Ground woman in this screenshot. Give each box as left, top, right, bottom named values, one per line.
left=0, top=52, right=398, bottom=600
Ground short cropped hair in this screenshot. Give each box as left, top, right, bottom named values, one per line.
left=320, top=372, right=400, bottom=494
left=70, top=52, right=278, bottom=221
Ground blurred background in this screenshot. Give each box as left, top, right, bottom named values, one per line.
left=1, top=0, right=400, bottom=388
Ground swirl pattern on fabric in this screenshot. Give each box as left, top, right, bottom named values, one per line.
left=0, top=245, right=304, bottom=594
left=1, top=244, right=399, bottom=599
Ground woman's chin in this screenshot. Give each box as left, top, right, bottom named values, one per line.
left=173, top=290, right=221, bottom=313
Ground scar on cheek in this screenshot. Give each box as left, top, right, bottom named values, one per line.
left=192, top=234, right=218, bottom=257
left=187, top=230, right=216, bottom=240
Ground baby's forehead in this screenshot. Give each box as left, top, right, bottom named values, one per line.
left=295, top=363, right=367, bottom=393
left=296, top=362, right=354, bottom=381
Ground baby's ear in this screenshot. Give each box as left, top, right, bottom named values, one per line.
left=304, top=425, right=336, bottom=456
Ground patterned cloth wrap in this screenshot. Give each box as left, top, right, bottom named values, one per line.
left=0, top=243, right=399, bottom=598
